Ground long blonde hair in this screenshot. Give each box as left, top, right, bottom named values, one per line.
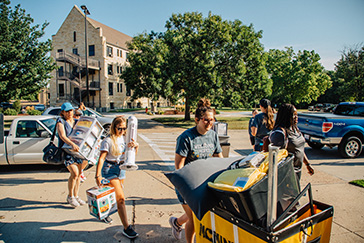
left=109, top=116, right=127, bottom=157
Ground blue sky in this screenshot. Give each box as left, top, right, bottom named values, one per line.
left=10, top=0, right=364, bottom=70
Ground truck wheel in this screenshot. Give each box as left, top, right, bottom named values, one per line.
left=307, top=141, right=325, bottom=150
left=339, top=136, right=362, bottom=158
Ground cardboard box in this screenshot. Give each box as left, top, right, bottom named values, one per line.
left=63, top=116, right=104, bottom=161
left=86, top=186, right=117, bottom=220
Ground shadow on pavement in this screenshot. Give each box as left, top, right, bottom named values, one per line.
left=0, top=222, right=179, bottom=243
left=137, top=160, right=174, bottom=172
left=128, top=196, right=179, bottom=206
left=0, top=177, right=67, bottom=186
left=0, top=164, right=66, bottom=173
left=0, top=197, right=73, bottom=210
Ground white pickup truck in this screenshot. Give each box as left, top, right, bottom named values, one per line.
left=0, top=115, right=58, bottom=165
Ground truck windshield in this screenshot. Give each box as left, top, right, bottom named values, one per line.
left=40, top=118, right=57, bottom=132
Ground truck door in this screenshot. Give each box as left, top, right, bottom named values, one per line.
left=7, top=120, right=52, bottom=164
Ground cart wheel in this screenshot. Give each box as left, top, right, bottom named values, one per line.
left=339, top=136, right=362, bottom=158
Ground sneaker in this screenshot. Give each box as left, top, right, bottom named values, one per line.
left=80, top=172, right=86, bottom=183
left=67, top=196, right=80, bottom=208
left=169, top=216, right=182, bottom=240
left=123, top=225, right=139, bottom=239
left=76, top=197, right=86, bottom=206
left=102, top=216, right=113, bottom=224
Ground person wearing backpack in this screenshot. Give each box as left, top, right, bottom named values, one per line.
left=251, top=98, right=275, bottom=151
left=269, top=103, right=314, bottom=187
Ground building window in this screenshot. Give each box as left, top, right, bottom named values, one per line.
left=119, top=50, right=123, bottom=57
left=117, top=49, right=119, bottom=57
left=73, top=31, right=76, bottom=42
left=125, top=52, right=129, bottom=61
left=89, top=45, right=95, bottom=56
left=117, top=83, right=119, bottom=92
left=126, top=86, right=131, bottom=96
left=107, top=46, right=113, bottom=57
left=109, top=82, right=113, bottom=96
left=110, top=102, right=114, bottom=110
left=58, top=66, right=64, bottom=77
left=59, top=84, right=65, bottom=97
left=57, top=49, right=63, bottom=53
left=117, top=66, right=120, bottom=74
left=119, top=83, right=123, bottom=92
left=72, top=48, right=78, bottom=55
left=108, top=64, right=113, bottom=75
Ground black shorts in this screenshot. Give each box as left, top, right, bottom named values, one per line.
left=250, top=136, right=255, bottom=146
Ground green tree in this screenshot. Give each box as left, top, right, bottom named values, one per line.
left=122, top=12, right=270, bottom=120
left=0, top=0, right=56, bottom=102
left=334, top=44, right=364, bottom=101
left=266, top=47, right=331, bottom=105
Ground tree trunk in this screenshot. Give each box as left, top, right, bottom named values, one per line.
left=184, top=96, right=191, bottom=120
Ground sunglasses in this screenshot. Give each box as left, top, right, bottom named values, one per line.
left=75, top=114, right=81, bottom=117
left=117, top=127, right=127, bottom=131
left=201, top=117, right=215, bottom=124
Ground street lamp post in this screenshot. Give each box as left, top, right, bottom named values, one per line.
left=80, top=5, right=90, bottom=107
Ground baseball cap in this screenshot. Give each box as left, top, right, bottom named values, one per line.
left=61, top=102, right=74, bottom=111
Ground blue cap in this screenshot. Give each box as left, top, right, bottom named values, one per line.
left=61, top=102, right=74, bottom=111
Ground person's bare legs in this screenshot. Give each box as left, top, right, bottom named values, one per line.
left=182, top=204, right=195, bottom=243
left=73, top=163, right=83, bottom=197
left=109, top=178, right=129, bottom=228
left=67, top=163, right=80, bottom=197
left=176, top=213, right=188, bottom=226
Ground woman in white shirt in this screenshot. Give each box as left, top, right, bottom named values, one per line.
left=95, top=116, right=139, bottom=239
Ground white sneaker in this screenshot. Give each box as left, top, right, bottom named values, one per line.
left=169, top=216, right=182, bottom=240
left=76, top=197, right=86, bottom=206
left=67, top=196, right=80, bottom=208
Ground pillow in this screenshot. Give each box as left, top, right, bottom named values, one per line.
left=164, top=156, right=244, bottom=220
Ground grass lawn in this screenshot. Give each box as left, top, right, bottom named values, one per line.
left=152, top=116, right=250, bottom=130
left=349, top=179, right=364, bottom=188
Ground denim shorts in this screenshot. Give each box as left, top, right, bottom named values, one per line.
left=175, top=188, right=187, bottom=205
left=102, top=161, right=126, bottom=180
left=64, top=153, right=83, bottom=167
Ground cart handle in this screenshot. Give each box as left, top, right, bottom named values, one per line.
left=271, top=183, right=314, bottom=231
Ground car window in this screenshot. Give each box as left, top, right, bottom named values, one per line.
left=354, top=106, right=364, bottom=117
left=16, top=120, right=47, bottom=138
left=88, top=108, right=102, bottom=117
left=83, top=109, right=92, bottom=116
left=40, top=118, right=57, bottom=132
left=334, top=105, right=355, bottom=115
left=49, top=108, right=61, bottom=115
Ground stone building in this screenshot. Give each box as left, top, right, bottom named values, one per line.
left=50, top=5, right=167, bottom=111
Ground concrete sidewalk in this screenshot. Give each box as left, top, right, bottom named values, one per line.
left=0, top=115, right=363, bottom=242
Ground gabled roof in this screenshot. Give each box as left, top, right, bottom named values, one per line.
left=73, top=5, right=132, bottom=50
left=88, top=18, right=133, bottom=50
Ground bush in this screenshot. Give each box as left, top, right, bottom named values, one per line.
left=27, top=109, right=42, bottom=115
left=3, top=108, right=18, bottom=115
left=13, top=100, right=21, bottom=113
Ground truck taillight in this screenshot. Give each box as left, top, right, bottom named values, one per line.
left=322, top=122, right=333, bottom=133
